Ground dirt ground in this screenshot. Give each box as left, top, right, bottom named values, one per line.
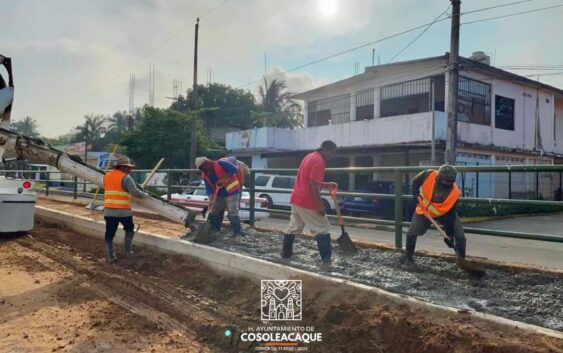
left=1, top=220, right=562, bottom=352
left=37, top=197, right=563, bottom=331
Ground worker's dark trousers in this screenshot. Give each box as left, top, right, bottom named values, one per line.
left=104, top=217, right=135, bottom=244
left=405, top=213, right=466, bottom=258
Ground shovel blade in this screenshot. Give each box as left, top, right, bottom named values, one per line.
left=337, top=231, right=358, bottom=255
left=194, top=222, right=215, bottom=244
left=456, top=258, right=486, bottom=278
left=85, top=204, right=104, bottom=211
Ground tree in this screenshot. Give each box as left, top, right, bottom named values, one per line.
left=102, top=110, right=132, bottom=149
left=107, top=111, right=129, bottom=135
left=73, top=114, right=107, bottom=150
left=10, top=116, right=40, bottom=137
left=171, top=83, right=258, bottom=130
left=254, top=77, right=303, bottom=128
left=121, top=107, right=215, bottom=169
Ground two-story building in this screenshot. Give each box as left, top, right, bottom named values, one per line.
left=226, top=52, right=563, bottom=199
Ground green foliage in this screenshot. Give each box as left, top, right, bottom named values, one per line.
left=10, top=116, right=40, bottom=137
left=72, top=114, right=107, bottom=150
left=171, top=83, right=258, bottom=130
left=256, top=77, right=303, bottom=128
left=458, top=203, right=563, bottom=218
left=120, top=107, right=216, bottom=169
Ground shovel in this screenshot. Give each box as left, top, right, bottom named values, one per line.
left=419, top=203, right=486, bottom=278
left=331, top=190, right=358, bottom=255
left=194, top=186, right=221, bottom=244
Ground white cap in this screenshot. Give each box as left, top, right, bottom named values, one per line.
left=195, top=156, right=209, bottom=169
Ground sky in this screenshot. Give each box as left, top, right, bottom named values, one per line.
left=2, top=0, right=563, bottom=137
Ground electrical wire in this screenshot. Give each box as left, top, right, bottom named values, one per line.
left=387, top=5, right=451, bottom=63
left=462, top=0, right=533, bottom=15
left=462, top=4, right=563, bottom=25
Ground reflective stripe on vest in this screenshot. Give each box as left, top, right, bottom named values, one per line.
left=103, top=170, right=132, bottom=209
left=203, top=161, right=241, bottom=194
left=415, top=170, right=460, bottom=218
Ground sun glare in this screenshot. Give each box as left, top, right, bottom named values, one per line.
left=319, top=0, right=338, bottom=17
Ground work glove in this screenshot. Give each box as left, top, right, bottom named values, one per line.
left=443, top=236, right=455, bottom=249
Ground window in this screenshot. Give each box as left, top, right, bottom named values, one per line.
left=194, top=189, right=207, bottom=196
left=380, top=78, right=431, bottom=117
left=457, top=77, right=491, bottom=125
left=272, top=176, right=292, bottom=189
left=255, top=175, right=270, bottom=187
left=355, top=89, right=374, bottom=120
left=495, top=95, right=515, bottom=130
left=307, top=94, right=350, bottom=127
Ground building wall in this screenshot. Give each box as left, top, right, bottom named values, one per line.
left=555, top=99, right=563, bottom=155
left=455, top=71, right=558, bottom=154
left=226, top=111, right=447, bottom=152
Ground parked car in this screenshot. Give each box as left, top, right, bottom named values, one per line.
left=340, top=181, right=414, bottom=220
left=254, top=174, right=336, bottom=212
left=163, top=182, right=270, bottom=221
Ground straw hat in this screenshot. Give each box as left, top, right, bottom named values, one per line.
left=114, top=156, right=135, bottom=168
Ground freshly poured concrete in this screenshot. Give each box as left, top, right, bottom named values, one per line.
left=195, top=229, right=563, bottom=331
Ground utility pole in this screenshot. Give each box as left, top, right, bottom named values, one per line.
left=446, top=0, right=461, bottom=165
left=83, top=124, right=88, bottom=192
left=189, top=18, right=199, bottom=175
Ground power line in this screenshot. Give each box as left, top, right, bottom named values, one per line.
left=462, top=0, right=533, bottom=15
left=524, top=71, right=563, bottom=77
left=462, top=4, right=563, bottom=25
left=388, top=5, right=451, bottom=63
left=235, top=15, right=453, bottom=89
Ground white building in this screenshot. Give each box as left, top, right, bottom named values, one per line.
left=226, top=53, right=563, bottom=199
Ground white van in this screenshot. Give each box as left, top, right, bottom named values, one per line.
left=254, top=174, right=335, bottom=211
left=0, top=176, right=36, bottom=234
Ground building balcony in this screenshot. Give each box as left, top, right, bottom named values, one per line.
left=226, top=111, right=447, bottom=152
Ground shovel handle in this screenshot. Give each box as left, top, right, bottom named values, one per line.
left=208, top=185, right=221, bottom=214
left=330, top=190, right=345, bottom=226
left=418, top=197, right=450, bottom=240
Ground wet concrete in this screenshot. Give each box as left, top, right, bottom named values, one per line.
left=184, top=229, right=563, bottom=331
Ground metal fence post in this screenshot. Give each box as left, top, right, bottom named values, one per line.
left=508, top=170, right=512, bottom=199
left=73, top=176, right=78, bottom=200
left=249, top=170, right=256, bottom=227
left=394, top=170, right=403, bottom=249
left=45, top=171, right=50, bottom=196
left=166, top=169, right=172, bottom=201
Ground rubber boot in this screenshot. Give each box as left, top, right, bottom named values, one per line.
left=106, top=242, right=117, bottom=264
left=124, top=231, right=135, bottom=256
left=315, top=233, right=332, bottom=265
left=281, top=234, right=295, bottom=259
left=400, top=235, right=417, bottom=266
left=228, top=215, right=244, bottom=237
left=455, top=237, right=466, bottom=260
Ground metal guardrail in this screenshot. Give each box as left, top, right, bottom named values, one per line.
left=2, top=165, right=562, bottom=247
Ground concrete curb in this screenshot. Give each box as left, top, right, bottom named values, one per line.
left=35, top=206, right=563, bottom=340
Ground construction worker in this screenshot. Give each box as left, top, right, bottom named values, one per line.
left=103, top=157, right=148, bottom=263
left=195, top=156, right=243, bottom=237
left=401, top=164, right=465, bottom=265
left=282, top=140, right=338, bottom=265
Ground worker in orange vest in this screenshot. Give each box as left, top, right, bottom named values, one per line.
left=401, top=164, right=465, bottom=266
left=103, top=157, right=148, bottom=263
left=196, top=156, right=243, bottom=237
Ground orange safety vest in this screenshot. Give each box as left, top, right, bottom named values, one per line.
left=203, top=161, right=241, bottom=194
left=415, top=170, right=460, bottom=218
left=220, top=158, right=246, bottom=186
left=103, top=169, right=132, bottom=209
